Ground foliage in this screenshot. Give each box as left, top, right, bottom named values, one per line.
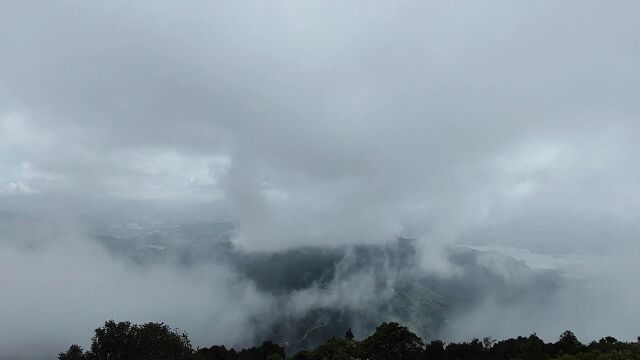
left=59, top=320, right=192, bottom=360
left=298, top=336, right=361, bottom=360
left=58, top=344, right=86, bottom=360
left=361, top=322, right=424, bottom=360
left=59, top=319, right=640, bottom=360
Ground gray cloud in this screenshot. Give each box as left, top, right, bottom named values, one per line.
left=1, top=0, right=640, bottom=357
left=0, top=208, right=275, bottom=359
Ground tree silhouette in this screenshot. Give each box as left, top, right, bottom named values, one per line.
left=60, top=320, right=193, bottom=360
left=424, top=340, right=445, bottom=360
left=345, top=328, right=354, bottom=341
left=58, top=319, right=640, bottom=360
left=128, top=322, right=192, bottom=360
left=90, top=320, right=135, bottom=360
left=194, top=345, right=237, bottom=360
left=555, top=330, right=583, bottom=356
left=361, top=322, right=424, bottom=360
left=58, top=344, right=86, bottom=360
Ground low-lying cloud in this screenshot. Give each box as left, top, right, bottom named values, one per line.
left=2, top=0, right=640, bottom=358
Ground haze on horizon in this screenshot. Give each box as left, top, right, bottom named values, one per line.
left=1, top=1, right=640, bottom=359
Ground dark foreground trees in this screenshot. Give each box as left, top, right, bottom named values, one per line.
left=59, top=320, right=285, bottom=360
left=59, top=320, right=193, bottom=360
left=60, top=319, right=640, bottom=360
left=361, top=322, right=424, bottom=360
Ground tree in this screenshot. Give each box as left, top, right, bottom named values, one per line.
left=58, top=344, right=86, bottom=360
left=555, top=330, right=583, bottom=356
left=237, top=341, right=285, bottom=360
left=194, top=345, right=238, bottom=360
left=303, top=337, right=360, bottom=360
left=482, top=337, right=495, bottom=349
left=511, top=334, right=548, bottom=360
left=345, top=328, right=355, bottom=341
left=129, top=322, right=193, bottom=360
left=88, top=320, right=192, bottom=360
left=445, top=340, right=487, bottom=360
left=424, top=340, right=445, bottom=360
left=90, top=320, right=135, bottom=360
left=361, top=322, right=424, bottom=360
left=59, top=319, right=640, bottom=360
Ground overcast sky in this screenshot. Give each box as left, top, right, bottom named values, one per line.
left=2, top=2, right=640, bottom=246
left=1, top=1, right=640, bottom=357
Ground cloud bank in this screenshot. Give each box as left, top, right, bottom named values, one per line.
left=1, top=0, right=640, bottom=358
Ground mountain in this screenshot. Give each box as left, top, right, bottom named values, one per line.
left=94, top=220, right=562, bottom=353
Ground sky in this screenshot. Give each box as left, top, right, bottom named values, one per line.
left=1, top=0, right=640, bottom=358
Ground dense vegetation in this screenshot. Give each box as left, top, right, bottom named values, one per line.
left=60, top=320, right=640, bottom=360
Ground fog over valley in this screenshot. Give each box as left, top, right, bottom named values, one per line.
left=1, top=1, right=640, bottom=359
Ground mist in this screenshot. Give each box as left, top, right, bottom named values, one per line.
left=2, top=1, right=640, bottom=358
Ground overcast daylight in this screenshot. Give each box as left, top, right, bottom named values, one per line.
left=1, top=1, right=640, bottom=359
